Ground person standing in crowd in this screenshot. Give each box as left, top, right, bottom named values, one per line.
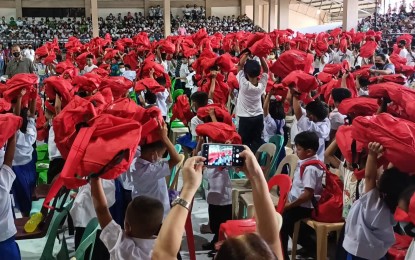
left=5, top=44, right=34, bottom=78
left=0, top=43, right=5, bottom=76
left=23, top=44, right=35, bottom=62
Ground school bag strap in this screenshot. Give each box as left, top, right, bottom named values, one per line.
left=43, top=125, right=96, bottom=209
left=299, top=160, right=327, bottom=179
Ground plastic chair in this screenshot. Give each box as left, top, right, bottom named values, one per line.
left=268, top=135, right=285, bottom=179
left=172, top=89, right=184, bottom=102
left=165, top=154, right=185, bottom=190
left=275, top=154, right=299, bottom=180
left=291, top=220, right=344, bottom=260
left=231, top=143, right=276, bottom=219
left=238, top=173, right=292, bottom=218
left=219, top=175, right=292, bottom=240
left=72, top=218, right=100, bottom=260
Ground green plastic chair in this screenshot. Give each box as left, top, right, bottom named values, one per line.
left=171, top=78, right=176, bottom=92
left=39, top=200, right=74, bottom=260
left=268, top=135, right=285, bottom=179
left=170, top=119, right=186, bottom=128
left=37, top=144, right=49, bottom=162
left=172, top=89, right=184, bottom=102
left=72, top=218, right=100, bottom=260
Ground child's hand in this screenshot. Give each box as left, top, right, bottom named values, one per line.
left=211, top=70, right=218, bottom=78
left=368, top=142, right=384, bottom=156
left=157, top=118, right=168, bottom=140
left=208, top=107, right=215, bottom=117
left=182, top=156, right=206, bottom=193
left=19, top=88, right=27, bottom=97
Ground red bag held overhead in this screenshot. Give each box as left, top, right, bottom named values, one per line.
left=44, top=113, right=142, bottom=209
left=196, top=122, right=242, bottom=144
left=197, top=104, right=233, bottom=126
left=270, top=50, right=314, bottom=78
left=171, top=95, right=193, bottom=125
left=338, top=97, right=379, bottom=118
left=3, top=73, right=38, bottom=104
left=300, top=160, right=343, bottom=223
left=43, top=76, right=74, bottom=107
left=0, top=113, right=23, bottom=147
left=351, top=113, right=415, bottom=173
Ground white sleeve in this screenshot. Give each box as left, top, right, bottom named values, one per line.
left=302, top=166, right=319, bottom=191
left=297, top=115, right=330, bottom=139
left=100, top=220, right=123, bottom=253
left=24, top=118, right=37, bottom=146
left=258, top=73, right=269, bottom=92
left=237, top=70, right=248, bottom=86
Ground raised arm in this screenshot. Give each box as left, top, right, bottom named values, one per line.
left=292, top=95, right=303, bottom=121
left=263, top=91, right=273, bottom=118
left=90, top=178, right=113, bottom=229
left=239, top=146, right=283, bottom=260
left=158, top=119, right=181, bottom=170
left=152, top=156, right=205, bottom=260
left=237, top=53, right=248, bottom=72
left=365, top=142, right=383, bottom=193
left=14, top=89, right=26, bottom=116
left=3, top=134, right=16, bottom=168
left=208, top=71, right=218, bottom=100
left=324, top=139, right=341, bottom=169
left=259, top=57, right=269, bottom=74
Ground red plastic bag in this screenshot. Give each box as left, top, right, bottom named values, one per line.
left=300, top=160, right=343, bottom=223
left=171, top=95, right=193, bottom=125
left=360, top=41, right=377, bottom=58
left=338, top=97, right=379, bottom=118
left=270, top=50, right=314, bottom=78
left=0, top=113, right=22, bottom=147
left=196, top=122, right=241, bottom=144
left=43, top=76, right=74, bottom=107
left=249, top=35, right=274, bottom=58
left=387, top=234, right=413, bottom=260
left=197, top=104, right=233, bottom=126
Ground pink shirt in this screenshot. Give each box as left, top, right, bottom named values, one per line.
left=178, top=27, right=187, bottom=36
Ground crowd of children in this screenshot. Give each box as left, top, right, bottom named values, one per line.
left=1, top=25, right=415, bottom=260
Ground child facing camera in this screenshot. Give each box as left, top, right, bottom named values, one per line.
left=91, top=177, right=163, bottom=260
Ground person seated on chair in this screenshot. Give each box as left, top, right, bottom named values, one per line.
left=280, top=131, right=324, bottom=259
left=152, top=148, right=284, bottom=260
left=263, top=89, right=286, bottom=143
left=0, top=134, right=20, bottom=260
left=329, top=88, right=351, bottom=140
left=129, top=119, right=181, bottom=218
left=292, top=91, right=330, bottom=161
left=91, top=177, right=163, bottom=260
left=149, top=69, right=172, bottom=122
left=189, top=91, right=213, bottom=140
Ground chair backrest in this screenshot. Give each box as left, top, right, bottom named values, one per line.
left=39, top=199, right=74, bottom=260
left=275, top=154, right=299, bottom=180
left=74, top=218, right=100, bottom=260
left=173, top=89, right=184, bottom=102
left=268, top=135, right=285, bottom=179
left=168, top=154, right=185, bottom=190
left=174, top=144, right=182, bottom=154
left=267, top=174, right=292, bottom=214
left=255, top=143, right=277, bottom=177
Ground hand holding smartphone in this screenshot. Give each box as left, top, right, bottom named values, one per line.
left=202, top=143, right=245, bottom=167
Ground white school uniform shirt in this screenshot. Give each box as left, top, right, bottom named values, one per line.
left=13, top=117, right=36, bottom=166
left=235, top=70, right=267, bottom=118
left=343, top=189, right=396, bottom=260
left=122, top=70, right=136, bottom=82
left=406, top=240, right=415, bottom=260
left=0, top=165, right=17, bottom=242
left=23, top=48, right=35, bottom=62
left=263, top=114, right=285, bottom=143
left=329, top=108, right=346, bottom=130
left=100, top=220, right=155, bottom=260
left=288, top=155, right=324, bottom=208
left=297, top=114, right=331, bottom=162
left=48, top=125, right=62, bottom=161
left=189, top=99, right=214, bottom=138
left=83, top=64, right=98, bottom=74
left=70, top=179, right=116, bottom=228
left=204, top=167, right=232, bottom=205
left=0, top=147, right=4, bottom=166
left=156, top=89, right=170, bottom=117
left=130, top=155, right=170, bottom=217
left=179, top=63, right=190, bottom=83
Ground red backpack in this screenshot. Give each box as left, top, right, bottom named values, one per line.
left=300, top=160, right=344, bottom=223
left=44, top=113, right=142, bottom=209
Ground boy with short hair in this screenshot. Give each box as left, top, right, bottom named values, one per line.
left=330, top=88, right=351, bottom=137
left=91, top=177, right=164, bottom=260
left=280, top=131, right=325, bottom=260
left=83, top=54, right=97, bottom=74
left=189, top=91, right=213, bottom=138
left=129, top=120, right=181, bottom=217
left=293, top=94, right=330, bottom=161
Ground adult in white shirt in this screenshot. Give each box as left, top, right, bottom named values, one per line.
left=235, top=54, right=268, bottom=153
left=313, top=53, right=329, bottom=74
left=23, top=44, right=35, bottom=62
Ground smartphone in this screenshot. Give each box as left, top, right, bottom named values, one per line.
left=202, top=143, right=245, bottom=167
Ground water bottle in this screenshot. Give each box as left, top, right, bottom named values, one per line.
left=24, top=212, right=43, bottom=233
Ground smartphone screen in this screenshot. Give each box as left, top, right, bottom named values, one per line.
left=202, top=144, right=244, bottom=167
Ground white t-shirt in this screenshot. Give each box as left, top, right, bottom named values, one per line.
left=179, top=63, right=190, bottom=83
left=343, top=189, right=396, bottom=259
left=130, top=155, right=170, bottom=217
left=23, top=49, right=35, bottom=62
left=288, top=155, right=324, bottom=208
left=100, top=220, right=155, bottom=260
left=235, top=70, right=267, bottom=117
left=13, top=117, right=36, bottom=166
left=48, top=125, right=62, bottom=161
left=0, top=165, right=16, bottom=242
left=204, top=167, right=232, bottom=205
left=70, top=180, right=116, bottom=228
left=329, top=108, right=346, bottom=130
left=297, top=114, right=331, bottom=161
left=156, top=89, right=170, bottom=117
left=263, top=114, right=285, bottom=143
left=83, top=64, right=98, bottom=74
left=122, top=70, right=136, bottom=82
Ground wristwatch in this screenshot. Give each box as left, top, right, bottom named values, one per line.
left=171, top=197, right=190, bottom=210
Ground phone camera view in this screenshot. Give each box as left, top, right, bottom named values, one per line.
left=207, top=145, right=233, bottom=167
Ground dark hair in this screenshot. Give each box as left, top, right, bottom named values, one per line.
left=190, top=91, right=208, bottom=107
left=269, top=100, right=285, bottom=120
left=358, top=77, right=370, bottom=87
left=399, top=185, right=415, bottom=212
left=332, top=88, right=352, bottom=104
left=86, top=54, right=94, bottom=59
left=378, top=167, right=415, bottom=213
left=376, top=53, right=387, bottom=62
left=244, top=59, right=261, bottom=78
left=399, top=40, right=407, bottom=45
left=119, top=62, right=125, bottom=66
left=294, top=131, right=319, bottom=152
left=125, top=64, right=131, bottom=70
left=155, top=76, right=167, bottom=86
left=144, top=91, right=157, bottom=105
left=126, top=196, right=163, bottom=237
left=215, top=233, right=277, bottom=260
left=20, top=108, right=29, bottom=133
left=140, top=140, right=164, bottom=154
left=305, top=100, right=328, bottom=121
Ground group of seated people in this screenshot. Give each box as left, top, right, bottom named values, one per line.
left=1, top=21, right=415, bottom=260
